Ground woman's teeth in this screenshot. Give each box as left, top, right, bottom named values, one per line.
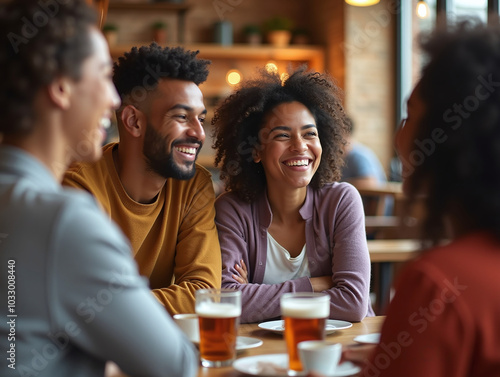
left=286, top=159, right=309, bottom=166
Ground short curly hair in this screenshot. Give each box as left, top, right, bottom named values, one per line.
left=113, top=43, right=210, bottom=108
left=0, top=0, right=97, bottom=135
left=407, top=20, right=500, bottom=244
left=212, top=66, right=349, bottom=203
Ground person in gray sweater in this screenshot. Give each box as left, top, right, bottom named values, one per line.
left=0, top=1, right=197, bottom=376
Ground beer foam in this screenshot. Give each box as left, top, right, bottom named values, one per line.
left=196, top=302, right=241, bottom=318
left=281, top=297, right=330, bottom=318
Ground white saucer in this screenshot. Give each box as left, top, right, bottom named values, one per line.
left=193, top=336, right=263, bottom=351
left=233, top=353, right=361, bottom=376
left=258, top=320, right=352, bottom=335
left=237, top=336, right=264, bottom=351
left=353, top=333, right=380, bottom=345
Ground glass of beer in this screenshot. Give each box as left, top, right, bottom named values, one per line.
left=280, top=292, right=330, bottom=374
left=195, top=288, right=241, bottom=368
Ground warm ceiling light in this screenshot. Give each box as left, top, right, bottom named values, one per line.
left=345, top=0, right=380, bottom=6
left=226, top=69, right=242, bottom=86
left=416, top=0, right=430, bottom=19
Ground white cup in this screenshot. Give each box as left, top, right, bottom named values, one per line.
left=298, top=341, right=342, bottom=375
left=173, top=313, right=199, bottom=343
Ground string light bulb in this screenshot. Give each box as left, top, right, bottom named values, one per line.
left=416, top=0, right=430, bottom=19
left=265, top=61, right=278, bottom=74
left=226, top=69, right=242, bottom=86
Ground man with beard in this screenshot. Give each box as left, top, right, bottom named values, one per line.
left=63, top=43, right=221, bottom=315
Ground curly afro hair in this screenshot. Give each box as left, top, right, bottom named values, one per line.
left=407, top=20, right=500, bottom=244
left=212, top=66, right=349, bottom=203
left=0, top=0, right=97, bottom=135
left=113, top=43, right=210, bottom=107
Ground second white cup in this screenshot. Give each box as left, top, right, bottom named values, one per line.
left=298, top=340, right=342, bottom=375
left=173, top=313, right=200, bottom=343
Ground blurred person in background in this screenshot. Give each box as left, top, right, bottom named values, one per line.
left=341, top=116, right=387, bottom=190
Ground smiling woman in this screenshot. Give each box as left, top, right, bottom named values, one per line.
left=212, top=67, right=375, bottom=324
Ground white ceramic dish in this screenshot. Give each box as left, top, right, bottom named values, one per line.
left=193, top=336, right=262, bottom=351
left=353, top=333, right=381, bottom=345
left=237, top=336, right=264, bottom=351
left=257, top=319, right=353, bottom=335
left=233, top=353, right=361, bottom=376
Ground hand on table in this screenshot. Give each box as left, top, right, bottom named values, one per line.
left=341, top=344, right=376, bottom=366
left=232, top=260, right=248, bottom=284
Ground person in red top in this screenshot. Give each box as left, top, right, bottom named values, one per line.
left=310, top=20, right=500, bottom=377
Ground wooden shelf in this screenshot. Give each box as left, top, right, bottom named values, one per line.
left=110, top=43, right=325, bottom=71
left=108, top=2, right=190, bottom=12
left=107, top=1, right=190, bottom=43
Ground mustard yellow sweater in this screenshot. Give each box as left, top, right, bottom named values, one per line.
left=63, top=143, right=221, bottom=315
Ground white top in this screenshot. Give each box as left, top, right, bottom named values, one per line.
left=262, top=232, right=310, bottom=284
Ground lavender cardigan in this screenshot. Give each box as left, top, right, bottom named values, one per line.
left=215, top=182, right=374, bottom=324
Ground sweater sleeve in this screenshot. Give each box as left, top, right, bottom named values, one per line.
left=215, top=194, right=312, bottom=324
left=323, top=184, right=373, bottom=321
left=53, top=195, right=198, bottom=377
left=152, top=171, right=222, bottom=314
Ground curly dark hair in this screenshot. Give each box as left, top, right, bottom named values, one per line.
left=0, top=0, right=97, bottom=135
left=212, top=66, right=349, bottom=203
left=113, top=43, right=210, bottom=107
left=407, top=20, right=500, bottom=245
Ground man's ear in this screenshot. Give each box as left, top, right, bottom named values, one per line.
left=47, top=77, right=72, bottom=110
left=120, top=105, right=144, bottom=138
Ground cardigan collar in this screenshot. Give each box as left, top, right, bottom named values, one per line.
left=256, top=186, right=315, bottom=229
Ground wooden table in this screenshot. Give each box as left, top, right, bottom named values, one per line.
left=197, top=316, right=384, bottom=377
left=107, top=316, right=385, bottom=377
left=367, top=239, right=420, bottom=263
left=367, top=239, right=420, bottom=314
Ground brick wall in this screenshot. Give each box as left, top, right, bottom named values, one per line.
left=344, top=0, right=396, bottom=176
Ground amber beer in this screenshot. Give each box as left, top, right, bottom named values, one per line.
left=281, top=293, right=330, bottom=373
left=195, top=289, right=241, bottom=368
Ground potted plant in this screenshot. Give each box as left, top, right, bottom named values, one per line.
left=243, top=24, right=262, bottom=45
left=265, top=16, right=293, bottom=47
left=152, top=21, right=168, bottom=44
left=102, top=23, right=118, bottom=47
left=292, top=28, right=310, bottom=45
